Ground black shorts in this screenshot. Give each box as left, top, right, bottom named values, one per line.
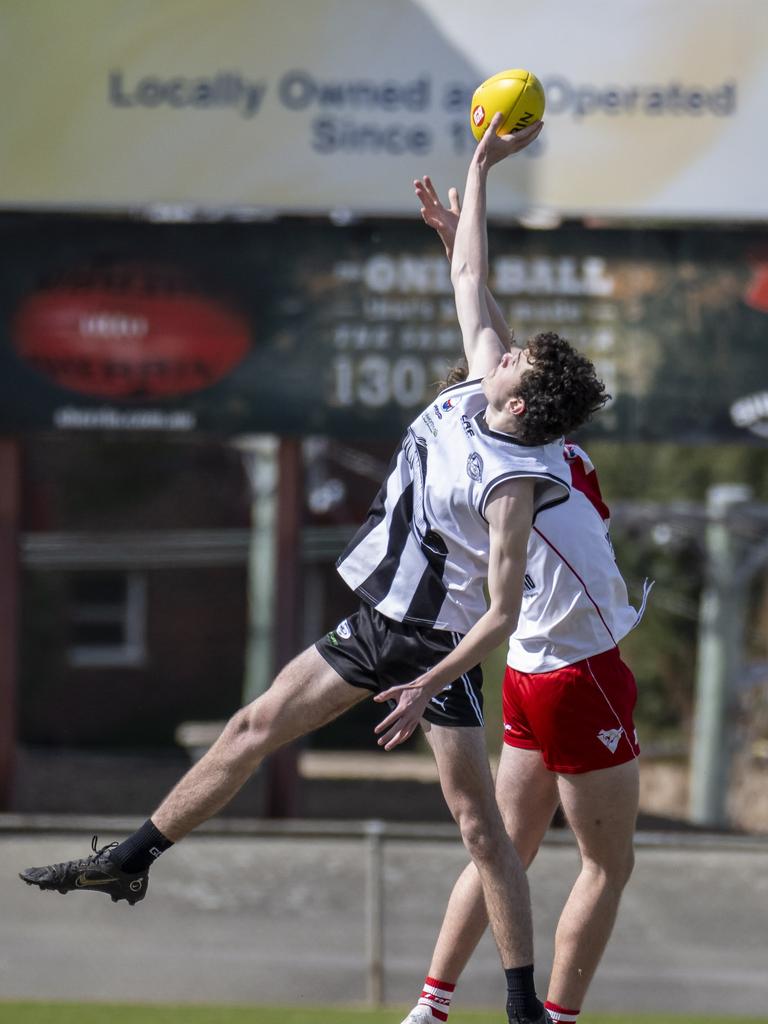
left=315, top=602, right=484, bottom=728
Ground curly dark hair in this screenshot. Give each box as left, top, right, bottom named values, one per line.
left=436, top=332, right=608, bottom=444
left=515, top=332, right=609, bottom=444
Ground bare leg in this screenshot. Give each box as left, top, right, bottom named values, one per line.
left=423, top=726, right=554, bottom=969
left=546, top=758, right=639, bottom=1009
left=153, top=647, right=367, bottom=840
left=427, top=745, right=560, bottom=981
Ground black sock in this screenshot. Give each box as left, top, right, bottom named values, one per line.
left=505, top=964, right=543, bottom=1023
left=111, top=819, right=174, bottom=874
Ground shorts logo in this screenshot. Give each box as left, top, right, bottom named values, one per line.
left=597, top=727, right=623, bottom=754
left=430, top=692, right=450, bottom=712
left=466, top=452, right=483, bottom=481
left=326, top=631, right=339, bottom=646
left=336, top=618, right=352, bottom=640
left=523, top=573, right=536, bottom=592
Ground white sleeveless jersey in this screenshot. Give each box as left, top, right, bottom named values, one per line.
left=507, top=442, right=645, bottom=672
left=336, top=377, right=571, bottom=633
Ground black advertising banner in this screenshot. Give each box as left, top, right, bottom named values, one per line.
left=0, top=214, right=766, bottom=441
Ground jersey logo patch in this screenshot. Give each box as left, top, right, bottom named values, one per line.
left=421, top=412, right=438, bottom=437
left=466, top=452, right=483, bottom=481
left=441, top=398, right=457, bottom=412
left=597, top=727, right=623, bottom=753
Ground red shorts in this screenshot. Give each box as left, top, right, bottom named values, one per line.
left=502, top=646, right=640, bottom=774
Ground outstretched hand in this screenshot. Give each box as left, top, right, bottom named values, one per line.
left=414, top=176, right=461, bottom=260
left=414, top=115, right=542, bottom=251
left=477, top=112, right=543, bottom=168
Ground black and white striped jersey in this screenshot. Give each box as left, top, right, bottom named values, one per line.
left=336, top=377, right=571, bottom=633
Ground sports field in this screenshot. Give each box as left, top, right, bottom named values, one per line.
left=0, top=1007, right=766, bottom=1024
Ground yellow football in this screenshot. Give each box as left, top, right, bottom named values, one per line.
left=470, top=68, right=545, bottom=142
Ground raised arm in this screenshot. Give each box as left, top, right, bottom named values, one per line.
left=414, top=175, right=513, bottom=353
left=450, top=115, right=542, bottom=379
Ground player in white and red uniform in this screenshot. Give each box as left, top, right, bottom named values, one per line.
left=505, top=440, right=649, bottom=775
left=401, top=180, right=649, bottom=1024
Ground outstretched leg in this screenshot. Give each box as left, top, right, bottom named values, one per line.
left=153, top=646, right=365, bottom=839
left=20, top=647, right=367, bottom=902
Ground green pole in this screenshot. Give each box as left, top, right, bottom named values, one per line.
left=689, top=484, right=751, bottom=827
left=234, top=435, right=279, bottom=706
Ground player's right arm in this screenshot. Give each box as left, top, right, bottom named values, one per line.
left=450, top=115, right=542, bottom=379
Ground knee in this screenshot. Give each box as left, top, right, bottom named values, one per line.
left=455, top=805, right=507, bottom=865
left=585, top=843, right=635, bottom=894
left=222, top=702, right=275, bottom=761
left=611, top=842, right=635, bottom=889
left=514, top=835, right=542, bottom=870
left=616, top=844, right=636, bottom=888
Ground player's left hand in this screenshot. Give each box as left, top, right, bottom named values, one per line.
left=373, top=679, right=432, bottom=750
left=414, top=176, right=461, bottom=260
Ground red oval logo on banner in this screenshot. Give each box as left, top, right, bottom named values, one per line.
left=12, top=269, right=251, bottom=399
left=744, top=263, right=768, bottom=313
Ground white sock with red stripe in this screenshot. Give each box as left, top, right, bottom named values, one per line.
left=417, top=976, right=456, bottom=1020
left=544, top=1001, right=580, bottom=1023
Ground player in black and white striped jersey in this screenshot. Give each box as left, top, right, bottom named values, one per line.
left=325, top=113, right=605, bottom=1024
left=335, top=378, right=572, bottom=635
left=20, top=114, right=607, bottom=1024
left=398, top=159, right=650, bottom=1024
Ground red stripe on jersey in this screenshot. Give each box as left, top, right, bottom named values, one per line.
left=564, top=442, right=610, bottom=521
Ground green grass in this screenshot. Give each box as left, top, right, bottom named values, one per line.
left=0, top=1006, right=766, bottom=1024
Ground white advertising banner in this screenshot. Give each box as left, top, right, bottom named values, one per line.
left=1, top=0, right=766, bottom=220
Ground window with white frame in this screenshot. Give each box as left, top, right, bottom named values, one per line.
left=68, top=571, right=147, bottom=668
